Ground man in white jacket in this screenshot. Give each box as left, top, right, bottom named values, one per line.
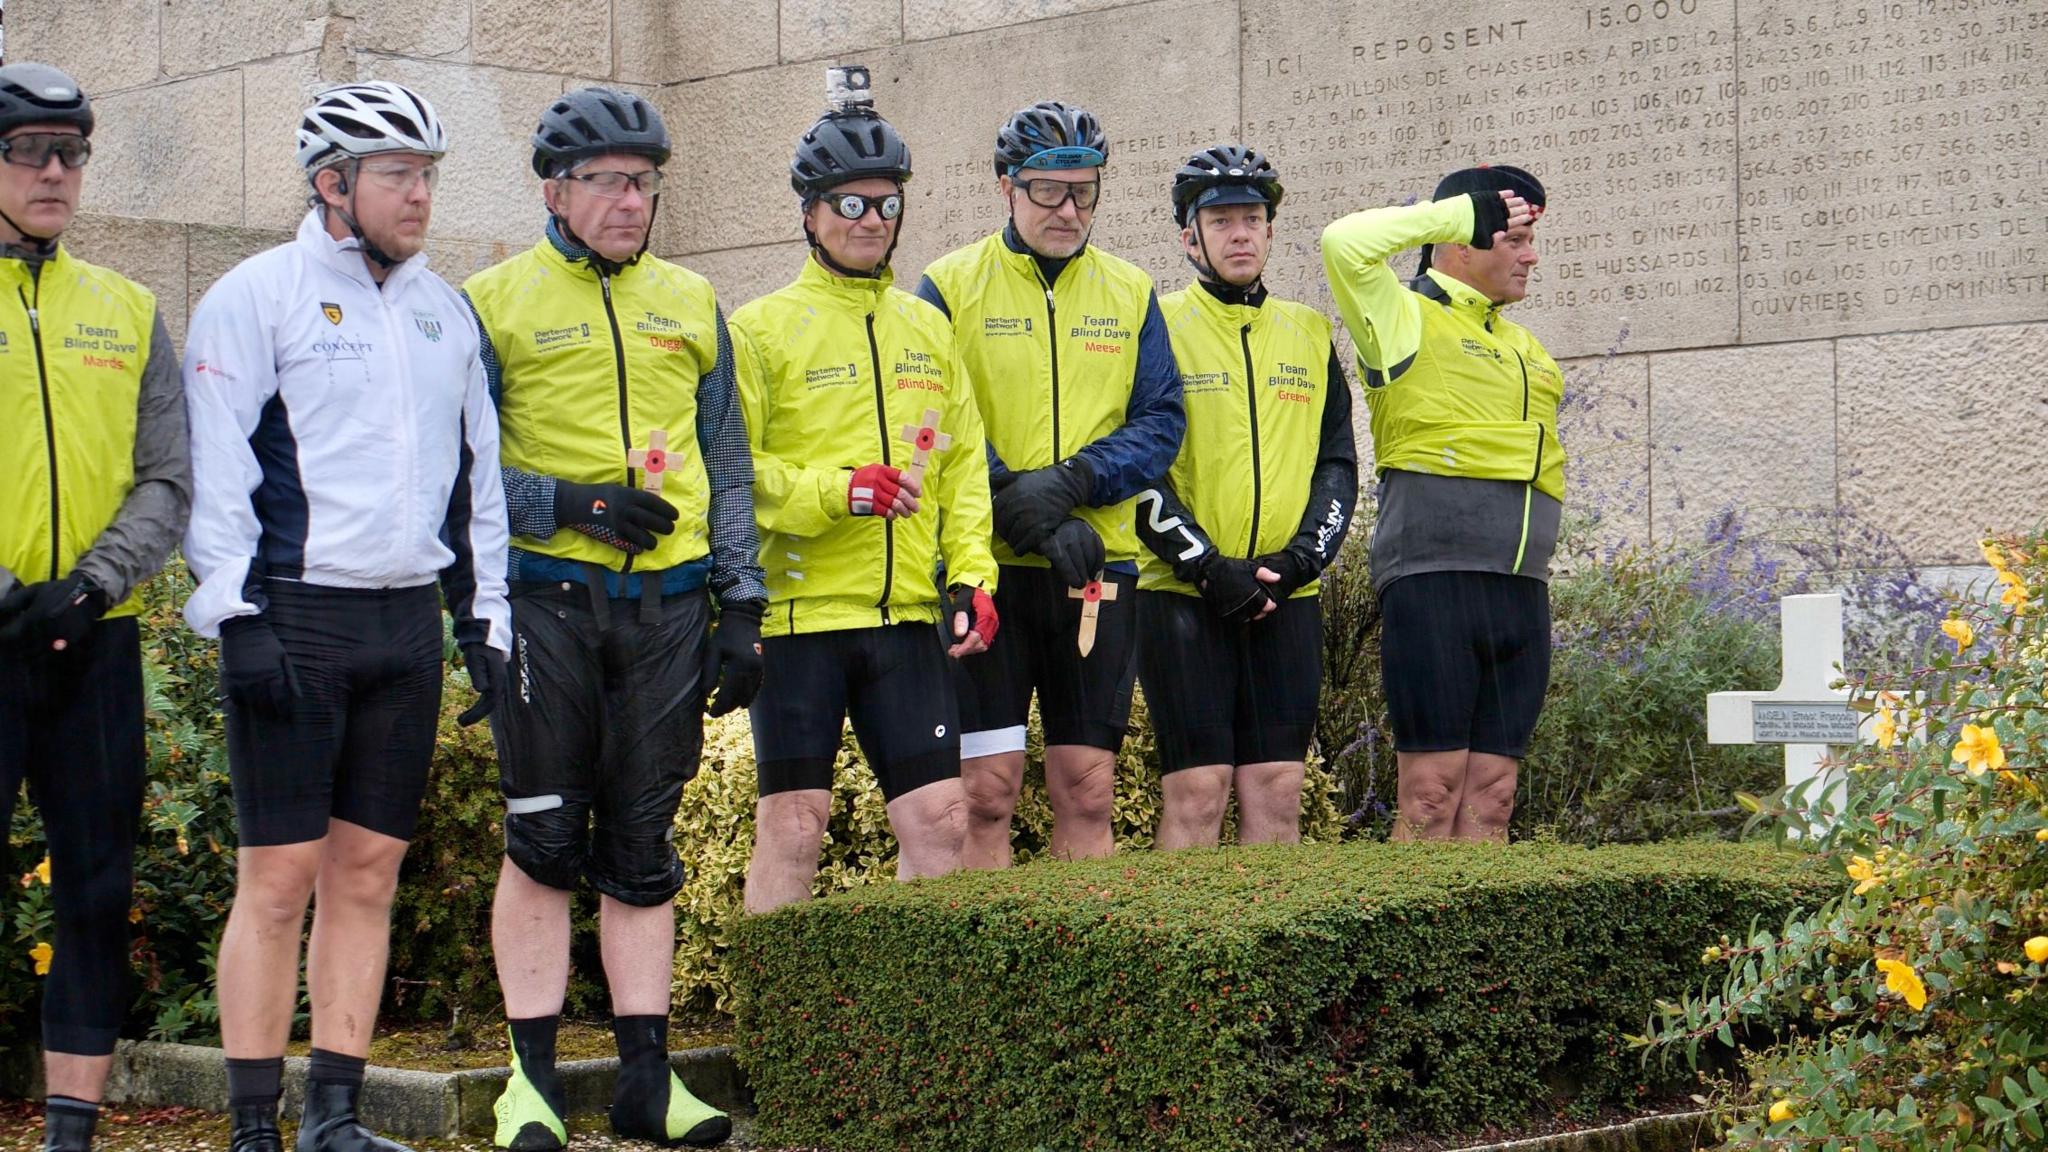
left=180, top=82, right=512, bottom=1152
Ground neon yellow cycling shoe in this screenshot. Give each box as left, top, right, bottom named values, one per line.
left=492, top=1042, right=567, bottom=1152
left=609, top=1066, right=730, bottom=1148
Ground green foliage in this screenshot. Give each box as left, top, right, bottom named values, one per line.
left=731, top=839, right=1833, bottom=1151
left=1641, top=530, right=2048, bottom=1149
left=673, top=692, right=1346, bottom=1014
left=1318, top=509, right=1784, bottom=842
left=3, top=563, right=239, bottom=1048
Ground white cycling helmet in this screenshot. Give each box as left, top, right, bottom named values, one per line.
left=296, top=81, right=447, bottom=171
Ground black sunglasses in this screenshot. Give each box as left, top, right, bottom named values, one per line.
left=830, top=192, right=902, bottom=221
left=0, top=133, right=91, bottom=170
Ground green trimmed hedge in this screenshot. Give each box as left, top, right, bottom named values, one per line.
left=731, top=840, right=1833, bottom=1151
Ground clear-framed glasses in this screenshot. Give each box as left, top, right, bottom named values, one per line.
left=568, top=169, right=664, bottom=199
left=1013, top=176, right=1099, bottom=211
left=830, top=191, right=902, bottom=221
left=0, top=133, right=91, bottom=171
left=357, top=159, right=440, bottom=193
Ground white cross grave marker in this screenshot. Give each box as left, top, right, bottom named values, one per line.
left=1707, top=592, right=1875, bottom=829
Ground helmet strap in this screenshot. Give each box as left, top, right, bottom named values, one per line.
left=799, top=194, right=896, bottom=280
left=1187, top=220, right=1263, bottom=300
left=546, top=170, right=652, bottom=278
left=314, top=162, right=400, bottom=274
left=0, top=203, right=60, bottom=255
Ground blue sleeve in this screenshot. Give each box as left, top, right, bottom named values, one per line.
left=1071, top=291, right=1184, bottom=505
left=696, top=306, right=770, bottom=605
left=461, top=290, right=505, bottom=405
left=913, top=275, right=951, bottom=318
left=463, top=290, right=555, bottom=539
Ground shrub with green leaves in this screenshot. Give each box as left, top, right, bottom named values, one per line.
left=1641, top=530, right=2048, bottom=1149
left=731, top=839, right=1832, bottom=1151
left=673, top=692, right=1347, bottom=1013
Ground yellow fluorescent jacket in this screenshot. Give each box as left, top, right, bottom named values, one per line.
left=1321, top=196, right=1566, bottom=505
left=1143, top=285, right=1334, bottom=598
left=728, top=259, right=996, bottom=637
left=920, top=232, right=1155, bottom=564
left=464, top=241, right=716, bottom=572
left=0, top=246, right=156, bottom=616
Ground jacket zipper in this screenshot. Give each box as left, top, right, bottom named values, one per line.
left=1036, top=268, right=1061, bottom=463
left=21, top=272, right=58, bottom=579
left=1511, top=345, right=1540, bottom=573
left=600, top=273, right=636, bottom=577
left=1240, top=321, right=1263, bottom=556
left=866, top=312, right=894, bottom=623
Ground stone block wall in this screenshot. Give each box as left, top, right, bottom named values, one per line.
left=11, top=0, right=2044, bottom=565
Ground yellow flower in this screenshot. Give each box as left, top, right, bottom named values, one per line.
left=31, top=856, right=49, bottom=886
left=1846, top=855, right=1881, bottom=896
left=1954, top=724, right=2007, bottom=777
left=1769, top=1099, right=1796, bottom=1124
left=1701, top=946, right=1723, bottom=964
left=2036, top=828, right=2048, bottom=843
left=2000, top=577, right=2030, bottom=612
left=1982, top=539, right=2009, bottom=571
left=1873, top=708, right=1899, bottom=750
left=1876, top=957, right=1928, bottom=1011
left=1942, top=618, right=1974, bottom=652
left=29, top=942, right=52, bottom=977
left=2027, top=937, right=2048, bottom=965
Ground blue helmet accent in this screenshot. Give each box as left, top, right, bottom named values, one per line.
left=993, top=101, right=1106, bottom=177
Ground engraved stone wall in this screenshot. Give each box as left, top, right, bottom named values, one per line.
left=11, top=0, right=2043, bottom=564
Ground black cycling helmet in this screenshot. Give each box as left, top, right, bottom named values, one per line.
left=531, top=86, right=670, bottom=177
left=790, top=107, right=912, bottom=199
left=0, top=63, right=94, bottom=138
left=1171, top=144, right=1282, bottom=228
left=993, top=100, right=1106, bottom=177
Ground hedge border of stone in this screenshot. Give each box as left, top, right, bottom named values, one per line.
left=0, top=1041, right=746, bottom=1138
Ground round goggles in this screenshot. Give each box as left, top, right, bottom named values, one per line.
left=829, top=191, right=902, bottom=221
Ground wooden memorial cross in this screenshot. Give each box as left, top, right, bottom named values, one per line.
left=898, top=408, right=951, bottom=486
left=626, top=429, right=669, bottom=493
left=1066, top=572, right=1117, bottom=656
left=1706, top=592, right=1879, bottom=832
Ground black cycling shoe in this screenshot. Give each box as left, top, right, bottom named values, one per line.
left=228, top=1105, right=284, bottom=1152
left=293, top=1081, right=411, bottom=1152
left=40, top=1105, right=95, bottom=1152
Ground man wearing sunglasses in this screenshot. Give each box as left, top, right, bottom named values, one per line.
left=916, top=100, right=1184, bottom=867
left=462, top=86, right=761, bottom=1152
left=1134, top=146, right=1357, bottom=850
left=0, top=62, right=191, bottom=1152
left=727, top=69, right=997, bottom=917
left=181, top=81, right=511, bottom=1152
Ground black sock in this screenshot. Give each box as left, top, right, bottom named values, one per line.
left=508, top=1015, right=565, bottom=1113
left=611, top=1014, right=668, bottom=1069
left=306, top=1048, right=366, bottom=1088
left=45, top=1097, right=99, bottom=1118
left=226, top=1057, right=285, bottom=1110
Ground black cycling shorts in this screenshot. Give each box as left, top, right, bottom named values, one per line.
left=1378, top=571, right=1551, bottom=760
left=225, top=580, right=444, bottom=847
left=1136, top=590, right=1323, bottom=773
left=750, top=623, right=959, bottom=802
left=490, top=582, right=708, bottom=907
left=956, top=564, right=1137, bottom=756
left=1, top=617, right=145, bottom=1056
